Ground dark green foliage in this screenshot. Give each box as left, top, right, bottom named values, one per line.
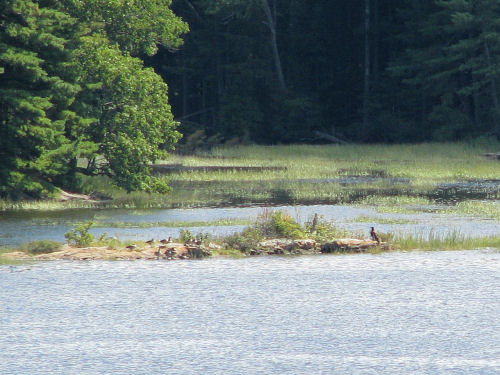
left=0, top=0, right=186, bottom=197
left=2, top=0, right=500, bottom=201
left=390, top=0, right=500, bottom=140
left=155, top=0, right=500, bottom=144
left=0, top=0, right=81, bottom=197
left=21, top=240, right=62, bottom=254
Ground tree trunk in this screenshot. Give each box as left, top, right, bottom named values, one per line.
left=484, top=41, right=500, bottom=139
left=261, top=0, right=286, bottom=92
left=372, top=0, right=380, bottom=84
left=182, top=49, right=188, bottom=118
left=363, top=0, right=371, bottom=130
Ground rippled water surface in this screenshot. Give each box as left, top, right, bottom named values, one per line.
left=1, top=250, right=499, bottom=374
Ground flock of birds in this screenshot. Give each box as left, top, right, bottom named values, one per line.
left=124, top=236, right=203, bottom=258
left=123, top=227, right=381, bottom=255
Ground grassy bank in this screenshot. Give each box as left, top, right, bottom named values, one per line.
left=1, top=141, right=499, bottom=211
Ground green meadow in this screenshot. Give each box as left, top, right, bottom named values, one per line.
left=2, top=141, right=498, bottom=211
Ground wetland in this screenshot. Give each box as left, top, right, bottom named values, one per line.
left=1, top=142, right=499, bottom=375
left=1, top=142, right=499, bottom=255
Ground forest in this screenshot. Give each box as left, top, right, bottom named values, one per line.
left=1, top=0, right=500, bottom=197
left=160, top=0, right=500, bottom=146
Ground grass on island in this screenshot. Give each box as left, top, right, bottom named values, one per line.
left=1, top=140, right=499, bottom=211
left=2, top=211, right=499, bottom=264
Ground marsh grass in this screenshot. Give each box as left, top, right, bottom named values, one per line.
left=155, top=141, right=500, bottom=208
left=352, top=215, right=418, bottom=225
left=2, top=141, right=499, bottom=210
left=392, top=230, right=500, bottom=251
left=442, top=200, right=500, bottom=221
left=357, top=195, right=434, bottom=214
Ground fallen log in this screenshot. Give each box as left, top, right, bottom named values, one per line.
left=483, top=152, right=500, bottom=160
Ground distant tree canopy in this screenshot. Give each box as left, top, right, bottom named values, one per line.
left=151, top=0, right=500, bottom=146
left=0, top=0, right=187, bottom=197
left=1, top=0, right=499, bottom=197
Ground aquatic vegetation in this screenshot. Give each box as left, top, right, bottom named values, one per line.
left=357, top=195, right=434, bottom=213
left=443, top=201, right=500, bottom=221
left=352, top=215, right=418, bottom=225
left=20, top=240, right=62, bottom=255
left=92, top=218, right=253, bottom=229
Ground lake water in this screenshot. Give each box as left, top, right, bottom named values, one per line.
left=1, top=204, right=499, bottom=247
left=1, top=250, right=499, bottom=374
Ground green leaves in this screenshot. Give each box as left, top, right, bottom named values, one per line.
left=0, top=0, right=78, bottom=196
left=72, top=35, right=180, bottom=191
left=61, top=0, right=188, bottom=56
left=0, top=0, right=185, bottom=197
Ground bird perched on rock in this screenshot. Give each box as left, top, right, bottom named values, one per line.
left=370, top=227, right=380, bottom=244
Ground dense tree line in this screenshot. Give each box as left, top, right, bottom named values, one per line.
left=1, top=0, right=499, bottom=197
left=151, top=0, right=500, bottom=146
left=0, top=0, right=187, bottom=197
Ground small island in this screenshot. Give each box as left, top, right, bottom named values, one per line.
left=2, top=210, right=498, bottom=263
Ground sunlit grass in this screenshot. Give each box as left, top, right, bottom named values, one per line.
left=2, top=141, right=499, bottom=210
left=392, top=230, right=500, bottom=251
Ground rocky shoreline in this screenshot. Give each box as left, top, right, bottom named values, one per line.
left=1, top=238, right=385, bottom=261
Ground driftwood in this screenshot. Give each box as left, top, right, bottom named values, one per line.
left=483, top=152, right=500, bottom=160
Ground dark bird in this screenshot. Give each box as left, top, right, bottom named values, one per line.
left=126, top=244, right=137, bottom=250
left=145, top=239, right=154, bottom=246
left=370, top=227, right=380, bottom=244
left=160, top=237, right=172, bottom=244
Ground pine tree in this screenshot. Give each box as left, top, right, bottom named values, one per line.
left=390, top=0, right=500, bottom=140
left=0, top=0, right=81, bottom=197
